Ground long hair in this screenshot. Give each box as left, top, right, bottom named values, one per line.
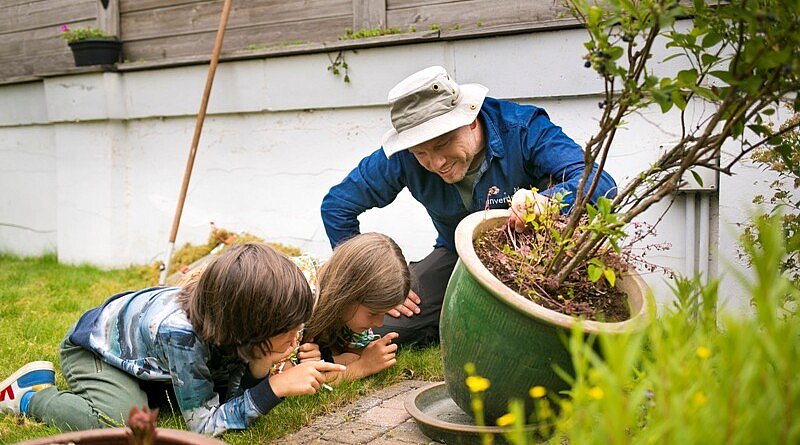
left=304, top=233, right=410, bottom=353
left=177, top=242, right=313, bottom=361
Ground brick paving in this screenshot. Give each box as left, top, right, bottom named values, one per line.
left=282, top=380, right=440, bottom=445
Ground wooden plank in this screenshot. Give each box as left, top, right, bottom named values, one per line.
left=0, top=51, right=75, bottom=80
left=117, top=29, right=440, bottom=71
left=353, top=0, right=386, bottom=30
left=0, top=0, right=94, bottom=34
left=0, top=0, right=52, bottom=10
left=120, top=0, right=208, bottom=14
left=97, top=0, right=120, bottom=37
left=120, top=0, right=351, bottom=41
left=386, top=0, right=571, bottom=30
left=387, top=0, right=462, bottom=10
left=122, top=15, right=351, bottom=62
left=0, top=18, right=94, bottom=59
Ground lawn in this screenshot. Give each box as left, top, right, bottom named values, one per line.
left=0, top=254, right=442, bottom=444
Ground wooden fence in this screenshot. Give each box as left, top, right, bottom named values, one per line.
left=0, top=0, right=573, bottom=83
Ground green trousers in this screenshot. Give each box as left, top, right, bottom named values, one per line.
left=28, top=329, right=150, bottom=431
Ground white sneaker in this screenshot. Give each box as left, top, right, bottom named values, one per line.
left=0, top=361, right=55, bottom=416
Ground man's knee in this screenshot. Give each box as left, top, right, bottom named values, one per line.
left=375, top=313, right=439, bottom=347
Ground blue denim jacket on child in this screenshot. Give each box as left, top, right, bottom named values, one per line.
left=321, top=96, right=618, bottom=251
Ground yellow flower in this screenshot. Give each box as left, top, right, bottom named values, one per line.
left=466, top=376, right=491, bottom=393
left=588, top=386, right=604, bottom=400
left=692, top=391, right=707, bottom=406
left=696, top=346, right=711, bottom=359
left=496, top=412, right=516, bottom=427
left=529, top=386, right=547, bottom=399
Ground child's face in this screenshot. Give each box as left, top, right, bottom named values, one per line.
left=265, top=324, right=303, bottom=362
left=345, top=304, right=389, bottom=332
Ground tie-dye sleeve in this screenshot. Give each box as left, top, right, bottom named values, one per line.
left=159, top=326, right=282, bottom=436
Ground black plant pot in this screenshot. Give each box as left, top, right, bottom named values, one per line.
left=68, top=39, right=122, bottom=66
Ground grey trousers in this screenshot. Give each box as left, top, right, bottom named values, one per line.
left=374, top=247, right=459, bottom=347
left=28, top=329, right=150, bottom=431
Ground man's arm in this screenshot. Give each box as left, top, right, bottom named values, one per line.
left=321, top=148, right=407, bottom=248
left=523, top=109, right=617, bottom=209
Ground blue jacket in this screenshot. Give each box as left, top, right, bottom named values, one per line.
left=321, top=97, right=617, bottom=252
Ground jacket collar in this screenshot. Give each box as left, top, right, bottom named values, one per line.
left=479, top=103, right=505, bottom=160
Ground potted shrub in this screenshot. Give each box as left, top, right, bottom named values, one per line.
left=61, top=25, right=122, bottom=66
left=440, top=0, right=800, bottom=422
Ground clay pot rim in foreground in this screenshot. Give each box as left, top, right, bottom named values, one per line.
left=455, top=209, right=653, bottom=334
left=17, top=427, right=225, bottom=445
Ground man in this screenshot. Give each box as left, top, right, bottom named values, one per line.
left=321, top=66, right=616, bottom=346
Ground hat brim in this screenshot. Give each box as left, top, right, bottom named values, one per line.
left=381, top=83, right=489, bottom=157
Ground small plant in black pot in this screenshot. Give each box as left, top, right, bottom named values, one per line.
left=61, top=25, right=121, bottom=66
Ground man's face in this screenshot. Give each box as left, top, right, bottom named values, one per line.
left=407, top=121, right=483, bottom=184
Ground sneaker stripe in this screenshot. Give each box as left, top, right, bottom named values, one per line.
left=19, top=390, right=35, bottom=415
left=0, top=386, right=14, bottom=402
left=17, top=370, right=55, bottom=388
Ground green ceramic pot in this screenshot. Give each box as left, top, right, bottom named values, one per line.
left=440, top=209, right=653, bottom=422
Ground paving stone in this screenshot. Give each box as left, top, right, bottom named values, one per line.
left=380, top=393, right=411, bottom=410
left=375, top=380, right=426, bottom=400
left=320, top=421, right=389, bottom=444
left=383, top=420, right=434, bottom=444
left=360, top=406, right=410, bottom=428
left=368, top=437, right=421, bottom=445
left=284, top=380, right=437, bottom=444
left=348, top=396, right=385, bottom=414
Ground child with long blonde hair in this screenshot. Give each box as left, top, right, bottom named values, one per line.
left=298, top=232, right=410, bottom=381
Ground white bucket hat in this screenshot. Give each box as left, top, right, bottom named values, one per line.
left=381, top=66, right=489, bottom=157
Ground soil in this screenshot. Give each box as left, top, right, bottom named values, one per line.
left=474, top=220, right=631, bottom=322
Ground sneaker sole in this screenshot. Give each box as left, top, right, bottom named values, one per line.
left=0, top=361, right=55, bottom=390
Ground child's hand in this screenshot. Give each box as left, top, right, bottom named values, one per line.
left=354, top=332, right=399, bottom=377
left=269, top=361, right=346, bottom=397
left=298, top=342, right=322, bottom=362
left=248, top=341, right=294, bottom=379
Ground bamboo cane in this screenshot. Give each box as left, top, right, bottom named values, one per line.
left=159, top=0, right=233, bottom=285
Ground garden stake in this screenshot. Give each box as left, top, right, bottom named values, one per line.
left=159, top=0, right=233, bottom=285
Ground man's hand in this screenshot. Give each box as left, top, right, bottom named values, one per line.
left=508, top=189, right=556, bottom=233
left=269, top=361, right=346, bottom=397
left=387, top=289, right=421, bottom=318
left=297, top=342, right=322, bottom=363
left=352, top=332, right=399, bottom=378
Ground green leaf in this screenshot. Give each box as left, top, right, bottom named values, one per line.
left=603, top=268, right=616, bottom=287
left=690, top=170, right=704, bottom=186
left=709, top=70, right=734, bottom=84
left=701, top=31, right=723, bottom=48
left=677, top=69, right=698, bottom=86
left=588, top=6, right=603, bottom=27
left=662, top=53, right=685, bottom=63
left=588, top=264, right=603, bottom=282
left=673, top=90, right=687, bottom=110
left=701, top=53, right=719, bottom=67
left=607, top=46, right=624, bottom=61
left=747, top=124, right=771, bottom=136
left=738, top=76, right=762, bottom=94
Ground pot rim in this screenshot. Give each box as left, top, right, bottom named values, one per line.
left=454, top=209, right=653, bottom=334
left=16, top=427, right=225, bottom=445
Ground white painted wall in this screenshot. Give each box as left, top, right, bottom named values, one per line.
left=0, top=28, right=775, bottom=311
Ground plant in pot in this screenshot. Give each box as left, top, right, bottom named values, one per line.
left=61, top=25, right=122, bottom=67
left=440, top=0, right=800, bottom=424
